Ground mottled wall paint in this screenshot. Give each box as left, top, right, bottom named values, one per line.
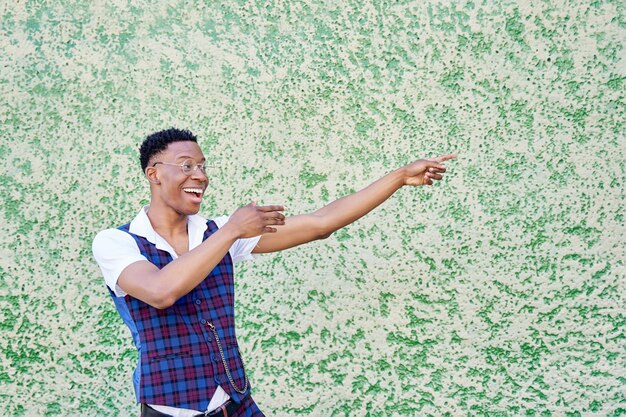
left=1, top=1, right=624, bottom=416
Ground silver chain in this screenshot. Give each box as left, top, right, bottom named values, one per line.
left=207, top=322, right=249, bottom=394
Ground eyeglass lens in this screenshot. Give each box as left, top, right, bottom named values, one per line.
left=181, top=159, right=208, bottom=175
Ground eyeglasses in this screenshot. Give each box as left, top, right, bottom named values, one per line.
left=152, top=159, right=209, bottom=176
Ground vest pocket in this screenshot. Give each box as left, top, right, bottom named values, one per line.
left=149, top=350, right=191, bottom=362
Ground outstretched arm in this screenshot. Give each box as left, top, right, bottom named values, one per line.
left=253, top=154, right=456, bottom=254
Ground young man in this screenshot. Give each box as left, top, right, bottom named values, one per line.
left=92, top=128, right=456, bottom=417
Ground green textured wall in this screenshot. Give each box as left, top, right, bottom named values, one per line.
left=1, top=1, right=625, bottom=416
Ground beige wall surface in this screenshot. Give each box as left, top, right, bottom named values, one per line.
left=1, top=1, right=624, bottom=416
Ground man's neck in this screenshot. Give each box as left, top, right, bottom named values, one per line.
left=146, top=202, right=189, bottom=240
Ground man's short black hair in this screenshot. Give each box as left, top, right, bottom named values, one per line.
left=139, top=128, right=198, bottom=171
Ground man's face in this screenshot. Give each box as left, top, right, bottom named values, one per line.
left=148, top=141, right=208, bottom=215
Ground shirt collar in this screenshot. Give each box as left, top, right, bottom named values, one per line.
left=128, top=206, right=209, bottom=255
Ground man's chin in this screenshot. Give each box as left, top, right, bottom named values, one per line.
left=187, top=205, right=202, bottom=215
left=176, top=204, right=202, bottom=216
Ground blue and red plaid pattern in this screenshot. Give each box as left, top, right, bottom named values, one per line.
left=110, top=220, right=252, bottom=412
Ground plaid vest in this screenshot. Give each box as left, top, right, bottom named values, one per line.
left=108, top=220, right=250, bottom=411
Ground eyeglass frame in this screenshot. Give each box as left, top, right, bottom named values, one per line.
left=151, top=159, right=209, bottom=176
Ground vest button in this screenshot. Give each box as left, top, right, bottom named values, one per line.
left=211, top=354, right=218, bottom=363
left=214, top=376, right=221, bottom=384
left=195, top=299, right=201, bottom=305
left=200, top=319, right=207, bottom=325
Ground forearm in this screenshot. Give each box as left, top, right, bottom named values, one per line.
left=157, top=224, right=239, bottom=303
left=314, top=167, right=405, bottom=234
left=119, top=224, right=240, bottom=308
left=118, top=204, right=285, bottom=308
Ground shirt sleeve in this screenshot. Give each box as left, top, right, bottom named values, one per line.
left=92, top=228, right=148, bottom=297
left=212, top=216, right=261, bottom=264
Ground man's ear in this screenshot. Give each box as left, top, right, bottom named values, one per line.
left=146, top=167, right=160, bottom=184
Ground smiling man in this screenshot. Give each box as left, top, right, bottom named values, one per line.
left=92, top=127, right=455, bottom=417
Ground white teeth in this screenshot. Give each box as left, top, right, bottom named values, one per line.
left=183, top=188, right=204, bottom=194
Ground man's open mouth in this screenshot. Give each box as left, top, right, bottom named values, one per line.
left=183, top=188, right=204, bottom=198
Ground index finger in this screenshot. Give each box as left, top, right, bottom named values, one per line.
left=433, top=154, right=457, bottom=163
left=255, top=204, right=286, bottom=212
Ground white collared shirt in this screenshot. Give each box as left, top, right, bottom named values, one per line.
left=92, top=206, right=261, bottom=416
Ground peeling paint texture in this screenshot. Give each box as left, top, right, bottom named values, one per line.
left=1, top=1, right=625, bottom=416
